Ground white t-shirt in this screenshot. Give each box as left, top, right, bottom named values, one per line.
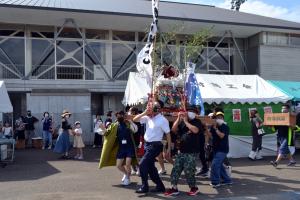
left=140, top=114, right=170, bottom=142
left=2, top=127, right=12, bottom=136
left=94, top=119, right=103, bottom=133
left=74, top=128, right=83, bottom=135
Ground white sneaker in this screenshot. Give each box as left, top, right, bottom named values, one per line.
left=131, top=170, right=137, bottom=175
left=122, top=177, right=131, bottom=186
left=78, top=156, right=84, bottom=160
left=48, top=146, right=52, bottom=150
left=121, top=174, right=127, bottom=182
left=255, top=151, right=263, bottom=160
left=136, top=169, right=140, bottom=176
left=248, top=151, right=256, bottom=160
left=42, top=146, right=45, bottom=150
left=158, top=169, right=167, bottom=175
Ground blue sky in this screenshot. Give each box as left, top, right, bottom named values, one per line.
left=166, top=0, right=300, bottom=22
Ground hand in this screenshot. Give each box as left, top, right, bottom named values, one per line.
left=183, top=112, right=188, bottom=123
left=164, top=148, right=171, bottom=160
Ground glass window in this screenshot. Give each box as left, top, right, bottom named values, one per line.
left=290, top=34, right=300, bottom=46
left=56, top=40, right=83, bottom=79
left=0, top=38, right=25, bottom=78
left=138, top=32, right=147, bottom=42
left=85, top=42, right=107, bottom=65
left=208, top=48, right=230, bottom=72
left=113, top=31, right=135, bottom=41
left=0, top=30, right=24, bottom=37
left=31, top=32, right=54, bottom=38
left=86, top=29, right=109, bottom=40
left=57, top=27, right=82, bottom=38
left=112, top=43, right=136, bottom=80
left=266, top=32, right=288, bottom=45
left=31, top=39, right=55, bottom=79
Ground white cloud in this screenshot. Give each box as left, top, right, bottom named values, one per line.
left=218, top=0, right=300, bottom=23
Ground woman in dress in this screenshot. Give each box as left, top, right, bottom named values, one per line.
left=54, top=110, right=72, bottom=159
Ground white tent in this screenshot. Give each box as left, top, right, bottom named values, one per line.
left=0, top=81, right=13, bottom=113
left=123, top=72, right=292, bottom=105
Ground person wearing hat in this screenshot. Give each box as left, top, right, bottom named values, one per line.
left=54, top=110, right=72, bottom=159
left=164, top=105, right=205, bottom=196
left=209, top=111, right=232, bottom=188
left=73, top=121, right=85, bottom=160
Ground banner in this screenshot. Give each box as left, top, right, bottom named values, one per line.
left=136, top=0, right=159, bottom=87
left=185, top=62, right=205, bottom=115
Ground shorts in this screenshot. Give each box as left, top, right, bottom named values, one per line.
left=278, top=137, right=290, bottom=155
left=117, top=147, right=135, bottom=159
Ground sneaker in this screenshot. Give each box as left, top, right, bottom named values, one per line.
left=121, top=174, right=127, bottom=182
left=187, top=187, right=199, bottom=196
left=47, top=146, right=52, bottom=150
left=287, top=161, right=296, bottom=166
left=131, top=170, right=137, bottom=175
left=270, top=161, right=278, bottom=168
left=74, top=155, right=79, bottom=159
left=164, top=188, right=179, bottom=196
left=196, top=169, right=209, bottom=177
left=42, top=146, right=45, bottom=150
left=136, top=169, right=140, bottom=176
left=158, top=169, right=167, bottom=175
left=77, top=156, right=84, bottom=160
left=122, top=177, right=131, bottom=186
left=92, top=145, right=96, bottom=148
left=210, top=183, right=221, bottom=188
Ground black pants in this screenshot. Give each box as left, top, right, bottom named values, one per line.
left=139, top=142, right=165, bottom=191
left=93, top=133, right=102, bottom=146
left=252, top=133, right=262, bottom=151
left=199, top=140, right=208, bottom=172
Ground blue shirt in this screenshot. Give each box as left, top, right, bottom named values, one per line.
left=117, top=122, right=134, bottom=149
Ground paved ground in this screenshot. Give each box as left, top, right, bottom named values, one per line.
left=0, top=148, right=299, bottom=200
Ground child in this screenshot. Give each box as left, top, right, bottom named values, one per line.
left=2, top=122, right=12, bottom=139
left=73, top=121, right=85, bottom=160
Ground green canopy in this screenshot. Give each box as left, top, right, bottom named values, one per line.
left=268, top=80, right=300, bottom=101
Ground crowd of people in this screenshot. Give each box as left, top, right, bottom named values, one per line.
left=0, top=102, right=298, bottom=195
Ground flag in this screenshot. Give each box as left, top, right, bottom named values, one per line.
left=136, top=0, right=159, bottom=87
left=185, top=62, right=205, bottom=116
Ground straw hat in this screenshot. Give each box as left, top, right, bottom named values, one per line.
left=61, top=109, right=72, bottom=117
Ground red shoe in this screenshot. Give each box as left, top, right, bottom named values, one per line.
left=187, top=187, right=199, bottom=196
left=164, top=188, right=179, bottom=196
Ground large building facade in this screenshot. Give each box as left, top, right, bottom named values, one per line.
left=0, top=0, right=299, bottom=142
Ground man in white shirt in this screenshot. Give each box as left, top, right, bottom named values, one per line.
left=133, top=100, right=171, bottom=194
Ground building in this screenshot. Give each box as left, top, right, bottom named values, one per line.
left=0, top=0, right=299, bottom=142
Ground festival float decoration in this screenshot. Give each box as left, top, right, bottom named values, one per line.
left=136, top=0, right=210, bottom=117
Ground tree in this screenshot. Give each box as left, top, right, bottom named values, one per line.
left=231, top=0, right=247, bottom=11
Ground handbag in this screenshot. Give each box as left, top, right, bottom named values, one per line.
left=258, top=128, right=265, bottom=135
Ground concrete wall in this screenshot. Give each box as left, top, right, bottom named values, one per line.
left=26, top=93, right=94, bottom=144
left=259, top=45, right=300, bottom=81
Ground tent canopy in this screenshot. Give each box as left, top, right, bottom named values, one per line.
left=0, top=81, right=13, bottom=113
left=268, top=80, right=300, bottom=102
left=123, top=72, right=291, bottom=105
